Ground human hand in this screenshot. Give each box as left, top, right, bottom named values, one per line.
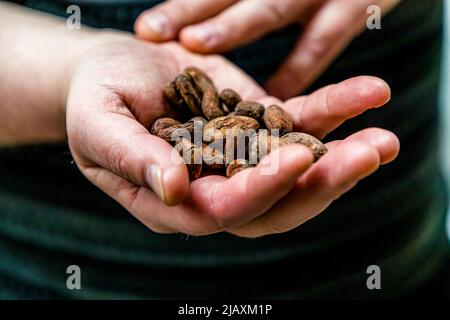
left=135, top=0, right=401, bottom=99
left=67, top=38, right=398, bottom=237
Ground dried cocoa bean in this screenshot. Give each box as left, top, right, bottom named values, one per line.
left=226, top=159, right=252, bottom=178
left=150, top=117, right=181, bottom=136
left=235, top=101, right=265, bottom=121
left=176, top=138, right=203, bottom=180
left=248, top=131, right=280, bottom=163
left=184, top=66, right=215, bottom=94
left=203, top=115, right=259, bottom=143
left=220, top=88, right=241, bottom=111
left=163, top=81, right=190, bottom=117
left=202, top=87, right=226, bottom=120
left=263, top=105, right=293, bottom=135
left=175, top=73, right=203, bottom=116
left=280, top=132, right=328, bottom=162
left=156, top=122, right=195, bottom=143
left=203, top=143, right=226, bottom=169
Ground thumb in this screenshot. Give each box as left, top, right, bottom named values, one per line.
left=135, top=0, right=237, bottom=42
left=68, top=102, right=190, bottom=206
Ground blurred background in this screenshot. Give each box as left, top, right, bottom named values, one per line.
left=443, top=1, right=450, bottom=237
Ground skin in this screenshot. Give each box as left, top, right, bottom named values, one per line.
left=1, top=3, right=399, bottom=238
left=135, top=0, right=402, bottom=99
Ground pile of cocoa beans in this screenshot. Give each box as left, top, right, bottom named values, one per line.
left=150, top=66, right=327, bottom=180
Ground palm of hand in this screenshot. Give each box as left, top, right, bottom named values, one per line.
left=66, top=39, right=399, bottom=238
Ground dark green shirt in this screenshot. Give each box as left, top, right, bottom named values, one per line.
left=0, top=0, right=448, bottom=299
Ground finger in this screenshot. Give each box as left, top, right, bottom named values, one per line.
left=327, top=127, right=400, bottom=165
left=179, top=0, right=317, bottom=53
left=68, top=93, right=190, bottom=206
left=114, top=144, right=313, bottom=236
left=283, top=76, right=391, bottom=138
left=266, top=0, right=373, bottom=99
left=187, top=145, right=313, bottom=231
left=229, top=142, right=380, bottom=237
left=135, top=0, right=238, bottom=42
left=230, top=128, right=399, bottom=237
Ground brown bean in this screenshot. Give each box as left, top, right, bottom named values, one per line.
left=175, top=73, right=203, bottom=116
left=280, top=132, right=328, bottom=162
left=226, top=159, right=252, bottom=178
left=263, top=105, right=293, bottom=135
left=184, top=66, right=215, bottom=94
left=248, top=131, right=280, bottom=163
left=156, top=122, right=195, bottom=143
left=202, top=87, right=226, bottom=120
left=150, top=117, right=181, bottom=136
left=235, top=101, right=265, bottom=121
left=203, top=115, right=259, bottom=143
left=203, top=143, right=226, bottom=169
left=219, top=88, right=242, bottom=112
left=163, top=81, right=190, bottom=117
left=176, top=138, right=203, bottom=180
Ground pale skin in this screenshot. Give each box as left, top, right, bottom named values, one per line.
left=0, top=3, right=399, bottom=238
left=135, top=0, right=402, bottom=99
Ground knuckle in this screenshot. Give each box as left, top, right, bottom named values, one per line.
left=103, top=142, right=133, bottom=180
left=304, top=34, right=334, bottom=61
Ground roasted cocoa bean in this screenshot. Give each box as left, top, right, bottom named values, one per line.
left=163, top=81, right=190, bottom=117
left=184, top=66, right=215, bottom=94
left=226, top=159, right=252, bottom=178
left=248, top=131, right=280, bottom=163
left=235, top=101, right=265, bottom=121
left=220, top=88, right=241, bottom=111
left=176, top=138, right=203, bottom=180
left=175, top=73, right=203, bottom=116
left=202, top=87, right=226, bottom=120
left=280, top=132, right=328, bottom=162
left=203, top=143, right=226, bottom=169
left=263, top=105, right=293, bottom=135
left=150, top=117, right=181, bottom=136
left=203, top=115, right=259, bottom=143
left=156, top=122, right=195, bottom=143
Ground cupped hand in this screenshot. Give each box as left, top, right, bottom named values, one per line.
left=135, top=0, right=401, bottom=99
left=67, top=38, right=399, bottom=237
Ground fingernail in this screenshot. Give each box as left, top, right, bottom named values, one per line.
left=144, top=13, right=172, bottom=39
left=189, top=25, right=222, bottom=48
left=146, top=164, right=166, bottom=202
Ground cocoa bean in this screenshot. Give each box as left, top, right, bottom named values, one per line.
left=263, top=105, right=293, bottom=135
left=220, top=88, right=241, bottom=111
left=280, top=132, right=328, bottom=162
